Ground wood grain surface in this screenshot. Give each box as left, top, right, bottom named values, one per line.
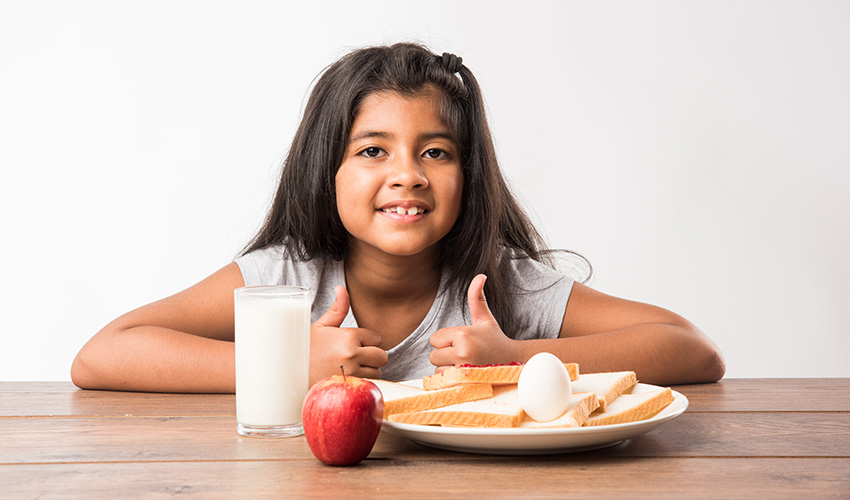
left=2, top=379, right=848, bottom=499
left=2, top=459, right=849, bottom=499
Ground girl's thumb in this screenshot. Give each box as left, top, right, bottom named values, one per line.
left=467, top=274, right=495, bottom=325
left=315, top=285, right=350, bottom=328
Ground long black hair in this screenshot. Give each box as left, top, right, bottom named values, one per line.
left=244, top=42, right=587, bottom=335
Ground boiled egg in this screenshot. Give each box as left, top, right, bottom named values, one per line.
left=517, top=352, right=572, bottom=422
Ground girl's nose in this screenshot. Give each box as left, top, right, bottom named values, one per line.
left=388, top=154, right=429, bottom=189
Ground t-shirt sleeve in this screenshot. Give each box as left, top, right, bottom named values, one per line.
left=234, top=245, right=285, bottom=287
left=505, top=256, right=574, bottom=341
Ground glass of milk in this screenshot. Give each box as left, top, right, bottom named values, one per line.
left=235, top=286, right=311, bottom=438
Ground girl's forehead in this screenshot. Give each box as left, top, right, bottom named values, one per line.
left=351, top=89, right=456, bottom=137
left=359, top=89, right=439, bottom=111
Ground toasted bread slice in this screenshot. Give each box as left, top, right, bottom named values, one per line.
left=423, top=362, right=579, bottom=390
left=519, top=391, right=600, bottom=428
left=571, top=371, right=637, bottom=412
left=583, top=387, right=674, bottom=426
left=388, top=385, right=525, bottom=428
left=368, top=379, right=493, bottom=418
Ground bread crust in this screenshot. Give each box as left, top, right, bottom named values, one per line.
left=423, top=363, right=579, bottom=390
left=384, top=366, right=674, bottom=429
left=584, top=388, right=674, bottom=426
left=369, top=379, right=494, bottom=418
left=520, top=392, right=600, bottom=428
left=388, top=386, right=524, bottom=428
left=571, top=371, right=638, bottom=412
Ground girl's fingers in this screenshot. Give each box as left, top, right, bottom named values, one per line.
left=358, top=345, right=389, bottom=370
left=429, top=327, right=455, bottom=349
left=356, top=328, right=383, bottom=348
left=428, top=342, right=456, bottom=368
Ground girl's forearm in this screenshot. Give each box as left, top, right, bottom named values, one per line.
left=514, top=324, right=725, bottom=386
left=71, top=326, right=235, bottom=393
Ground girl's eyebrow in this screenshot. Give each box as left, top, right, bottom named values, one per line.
left=349, top=130, right=390, bottom=142
left=421, top=131, right=456, bottom=143
left=349, top=130, right=456, bottom=143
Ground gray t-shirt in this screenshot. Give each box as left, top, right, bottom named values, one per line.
left=235, top=245, right=573, bottom=381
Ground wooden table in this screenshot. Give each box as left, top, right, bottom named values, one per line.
left=1, top=379, right=848, bottom=498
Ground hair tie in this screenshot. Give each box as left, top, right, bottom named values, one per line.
left=441, top=52, right=463, bottom=73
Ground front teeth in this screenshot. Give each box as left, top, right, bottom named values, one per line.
left=385, top=207, right=423, bottom=215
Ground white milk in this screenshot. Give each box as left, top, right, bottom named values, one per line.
left=235, top=286, right=310, bottom=435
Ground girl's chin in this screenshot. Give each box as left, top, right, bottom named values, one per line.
left=349, top=238, right=442, bottom=260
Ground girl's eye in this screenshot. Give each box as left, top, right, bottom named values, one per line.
left=359, top=147, right=386, bottom=158
left=424, top=148, right=450, bottom=159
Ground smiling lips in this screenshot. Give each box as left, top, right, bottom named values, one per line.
left=378, top=201, right=431, bottom=220
left=380, top=206, right=428, bottom=216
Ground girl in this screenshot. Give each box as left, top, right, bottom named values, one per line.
left=71, top=43, right=725, bottom=393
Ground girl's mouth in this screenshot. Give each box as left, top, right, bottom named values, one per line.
left=380, top=206, right=429, bottom=216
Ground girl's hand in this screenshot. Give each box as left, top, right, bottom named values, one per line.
left=429, top=275, right=518, bottom=372
left=310, top=286, right=388, bottom=385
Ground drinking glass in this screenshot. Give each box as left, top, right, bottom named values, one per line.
left=235, top=286, right=310, bottom=437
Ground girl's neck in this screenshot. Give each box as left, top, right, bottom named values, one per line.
left=343, top=243, right=442, bottom=350
left=343, top=243, right=442, bottom=302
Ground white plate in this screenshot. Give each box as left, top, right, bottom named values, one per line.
left=381, top=383, right=688, bottom=455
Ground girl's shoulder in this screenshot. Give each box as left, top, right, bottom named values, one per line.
left=235, top=243, right=341, bottom=288
left=499, top=247, right=590, bottom=289
left=489, top=247, right=575, bottom=340
left=497, top=248, right=571, bottom=289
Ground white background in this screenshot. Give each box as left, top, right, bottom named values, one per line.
left=1, top=1, right=848, bottom=381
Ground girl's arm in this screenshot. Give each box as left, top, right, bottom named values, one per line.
left=70, top=263, right=243, bottom=393
left=72, top=263, right=388, bottom=392
left=430, top=277, right=725, bottom=386
left=533, top=282, right=725, bottom=385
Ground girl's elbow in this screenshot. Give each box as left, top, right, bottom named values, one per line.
left=70, top=354, right=94, bottom=389
left=680, top=319, right=727, bottom=383
left=70, top=346, right=111, bottom=390
left=700, top=347, right=726, bottom=383
left=71, top=324, right=128, bottom=390
left=676, top=323, right=726, bottom=383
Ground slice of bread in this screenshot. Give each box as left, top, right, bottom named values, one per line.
left=422, top=362, right=579, bottom=390
left=388, top=385, right=525, bottom=428
left=368, top=379, right=493, bottom=418
left=571, top=371, right=637, bottom=412
left=583, top=387, right=674, bottom=426
left=520, top=391, right=600, bottom=428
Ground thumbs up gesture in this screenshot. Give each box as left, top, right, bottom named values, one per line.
left=429, top=275, right=518, bottom=372
left=310, top=285, right=388, bottom=385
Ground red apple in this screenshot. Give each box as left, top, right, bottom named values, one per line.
left=301, top=368, right=384, bottom=466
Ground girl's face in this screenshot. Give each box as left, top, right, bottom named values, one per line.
left=335, top=90, right=463, bottom=262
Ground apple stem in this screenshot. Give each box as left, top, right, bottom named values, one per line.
left=340, top=365, right=346, bottom=382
